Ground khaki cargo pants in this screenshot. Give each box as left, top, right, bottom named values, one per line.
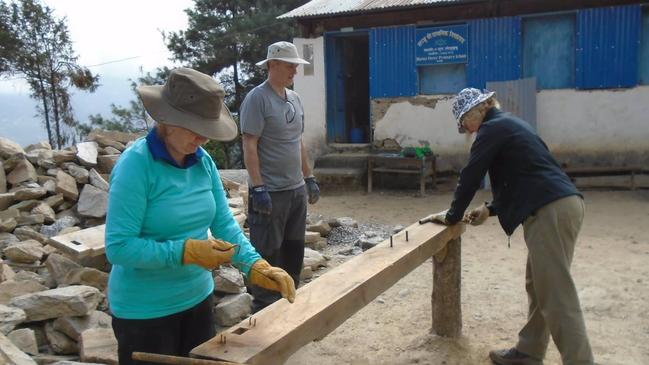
left=516, top=195, right=594, bottom=365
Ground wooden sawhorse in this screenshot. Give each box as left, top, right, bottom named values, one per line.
left=192, top=221, right=464, bottom=364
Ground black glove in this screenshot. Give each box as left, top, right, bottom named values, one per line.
left=251, top=185, right=272, bottom=215
left=304, top=176, right=320, bottom=204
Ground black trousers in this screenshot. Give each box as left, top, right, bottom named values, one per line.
left=248, top=186, right=307, bottom=312
left=112, top=294, right=215, bottom=365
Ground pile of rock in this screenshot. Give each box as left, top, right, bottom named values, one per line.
left=0, top=131, right=142, bottom=364
left=0, top=132, right=333, bottom=364
left=2, top=131, right=400, bottom=364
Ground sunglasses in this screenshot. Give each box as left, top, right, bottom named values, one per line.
left=285, top=100, right=296, bottom=124
left=457, top=107, right=480, bottom=134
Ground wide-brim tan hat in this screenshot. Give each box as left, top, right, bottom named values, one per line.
left=137, top=67, right=237, bottom=141
left=256, top=41, right=310, bottom=69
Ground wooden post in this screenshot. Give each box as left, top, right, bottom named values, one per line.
left=367, top=157, right=373, bottom=193
left=419, top=158, right=426, bottom=196
left=432, top=236, right=462, bottom=337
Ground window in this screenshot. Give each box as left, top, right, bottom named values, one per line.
left=523, top=14, right=575, bottom=89
left=302, top=44, right=314, bottom=76
left=419, top=64, right=467, bottom=94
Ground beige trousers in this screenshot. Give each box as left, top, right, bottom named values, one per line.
left=516, top=195, right=594, bottom=365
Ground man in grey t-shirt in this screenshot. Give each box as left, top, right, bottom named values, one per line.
left=240, top=41, right=320, bottom=312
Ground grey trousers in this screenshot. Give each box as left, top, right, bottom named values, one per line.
left=516, top=195, right=594, bottom=365
left=248, top=185, right=307, bottom=312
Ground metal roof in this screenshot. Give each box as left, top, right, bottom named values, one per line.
left=279, top=0, right=469, bottom=19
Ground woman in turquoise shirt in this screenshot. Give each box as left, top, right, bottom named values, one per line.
left=106, top=68, right=296, bottom=365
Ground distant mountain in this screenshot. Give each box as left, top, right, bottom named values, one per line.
left=0, top=94, right=46, bottom=147
left=0, top=75, right=135, bottom=147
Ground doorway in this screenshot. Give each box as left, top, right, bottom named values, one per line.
left=325, top=32, right=370, bottom=143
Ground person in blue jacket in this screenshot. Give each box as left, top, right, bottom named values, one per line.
left=105, top=67, right=296, bottom=365
left=434, top=88, right=594, bottom=365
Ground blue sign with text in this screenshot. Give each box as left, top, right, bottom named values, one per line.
left=416, top=25, right=468, bottom=65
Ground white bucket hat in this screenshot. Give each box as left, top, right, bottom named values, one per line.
left=256, top=41, right=310, bottom=69
left=137, top=68, right=238, bottom=142
left=452, top=87, right=495, bottom=133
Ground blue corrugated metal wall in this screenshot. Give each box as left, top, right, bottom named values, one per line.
left=369, top=25, right=418, bottom=98
left=576, top=5, right=642, bottom=89
left=523, top=14, right=575, bottom=89
left=467, top=17, right=522, bottom=89
left=639, top=8, right=649, bottom=85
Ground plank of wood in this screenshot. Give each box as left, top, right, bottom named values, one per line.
left=371, top=167, right=425, bottom=174
left=46, top=204, right=247, bottom=259
left=132, top=352, right=244, bottom=365
left=191, top=221, right=464, bottom=364
left=47, top=224, right=106, bottom=258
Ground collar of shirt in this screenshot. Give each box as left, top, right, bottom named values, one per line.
left=485, top=107, right=501, bottom=121
left=145, top=127, right=204, bottom=169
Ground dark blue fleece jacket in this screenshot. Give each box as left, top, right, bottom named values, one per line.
left=445, top=108, right=581, bottom=236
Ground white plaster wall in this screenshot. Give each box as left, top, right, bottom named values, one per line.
left=292, top=37, right=327, bottom=162
left=373, top=96, right=472, bottom=154
left=537, top=86, right=649, bottom=153
left=372, top=87, right=649, bottom=167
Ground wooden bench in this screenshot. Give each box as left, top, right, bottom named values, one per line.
left=191, top=221, right=464, bottom=364
left=367, top=154, right=436, bottom=195
left=563, top=166, right=643, bottom=190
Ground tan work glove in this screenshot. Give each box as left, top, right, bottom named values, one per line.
left=249, top=259, right=296, bottom=303
left=183, top=238, right=236, bottom=270
left=420, top=210, right=450, bottom=225
left=464, top=203, right=490, bottom=226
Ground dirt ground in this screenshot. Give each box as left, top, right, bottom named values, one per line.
left=284, top=187, right=649, bottom=365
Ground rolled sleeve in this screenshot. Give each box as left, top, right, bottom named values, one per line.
left=205, top=158, right=261, bottom=276
left=240, top=89, right=266, bottom=137
left=446, top=124, right=505, bottom=224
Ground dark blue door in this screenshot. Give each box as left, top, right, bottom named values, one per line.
left=325, top=32, right=370, bottom=143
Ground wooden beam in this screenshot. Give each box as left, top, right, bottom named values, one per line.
left=191, top=221, right=464, bottom=364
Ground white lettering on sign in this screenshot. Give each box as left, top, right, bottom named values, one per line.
left=417, top=29, right=466, bottom=47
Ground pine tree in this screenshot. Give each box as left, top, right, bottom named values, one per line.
left=0, top=1, right=20, bottom=74
left=5, top=0, right=99, bottom=148
left=165, top=0, right=304, bottom=168
left=165, top=0, right=304, bottom=112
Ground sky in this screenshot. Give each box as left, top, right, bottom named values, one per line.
left=0, top=0, right=194, bottom=146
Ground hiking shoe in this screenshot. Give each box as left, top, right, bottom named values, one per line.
left=489, top=348, right=543, bottom=365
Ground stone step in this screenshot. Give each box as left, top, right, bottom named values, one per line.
left=328, top=143, right=371, bottom=154
left=313, top=167, right=366, bottom=190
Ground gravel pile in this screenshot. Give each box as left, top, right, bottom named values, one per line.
left=326, top=225, right=361, bottom=245
left=326, top=222, right=398, bottom=246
